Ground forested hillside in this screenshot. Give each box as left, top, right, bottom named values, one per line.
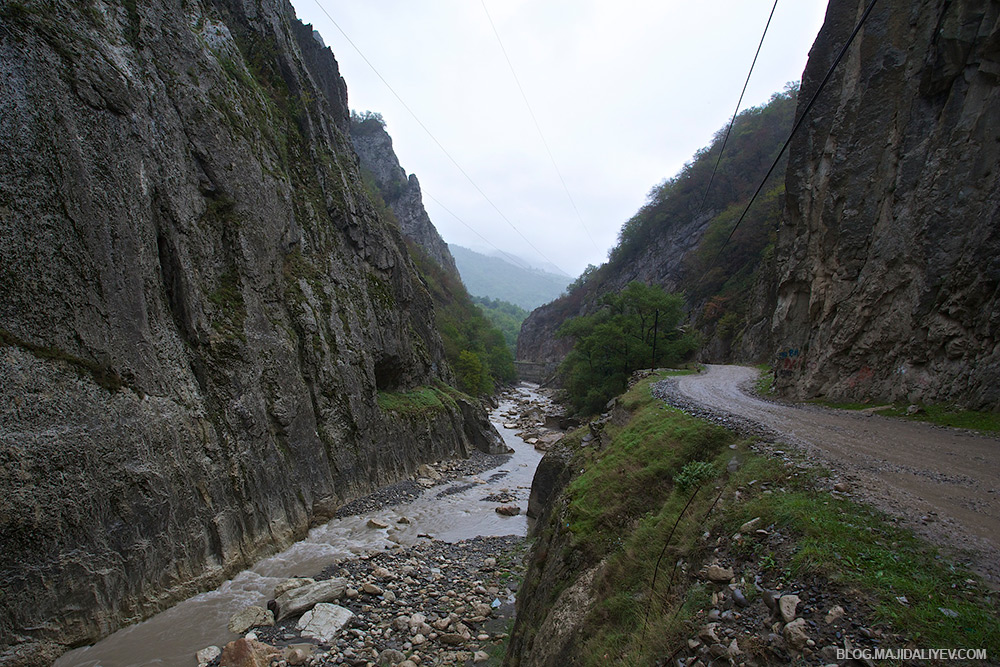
left=518, top=86, right=798, bottom=372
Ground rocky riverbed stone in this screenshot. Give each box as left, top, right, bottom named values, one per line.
left=779, top=594, right=801, bottom=623
left=704, top=565, right=734, bottom=583
left=227, top=606, right=275, bottom=635
left=296, top=603, right=354, bottom=643
left=218, top=638, right=280, bottom=667
left=275, top=578, right=348, bottom=620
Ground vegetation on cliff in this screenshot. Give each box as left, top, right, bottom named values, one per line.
left=518, top=86, right=797, bottom=368
left=472, top=296, right=528, bottom=350
left=508, top=373, right=1000, bottom=665
left=406, top=241, right=516, bottom=395
left=556, top=282, right=697, bottom=414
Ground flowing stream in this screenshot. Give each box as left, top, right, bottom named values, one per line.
left=56, top=384, right=549, bottom=667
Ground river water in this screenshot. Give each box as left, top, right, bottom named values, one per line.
left=56, top=384, right=549, bottom=667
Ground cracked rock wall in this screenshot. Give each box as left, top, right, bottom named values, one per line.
left=0, top=0, right=498, bottom=659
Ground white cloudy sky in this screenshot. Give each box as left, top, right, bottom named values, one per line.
left=288, top=1, right=829, bottom=278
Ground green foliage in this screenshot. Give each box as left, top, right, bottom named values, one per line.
left=557, top=282, right=698, bottom=414
left=449, top=245, right=571, bottom=311
left=674, top=460, right=717, bottom=492
left=350, top=109, right=386, bottom=131
left=376, top=385, right=454, bottom=416
left=471, top=296, right=527, bottom=350
left=407, top=242, right=517, bottom=396
left=454, top=350, right=488, bottom=395
left=551, top=371, right=999, bottom=664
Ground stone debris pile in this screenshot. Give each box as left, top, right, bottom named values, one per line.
left=200, top=530, right=524, bottom=667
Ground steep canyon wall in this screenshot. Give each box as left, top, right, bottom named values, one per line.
left=769, top=0, right=1000, bottom=407
left=0, top=0, right=498, bottom=660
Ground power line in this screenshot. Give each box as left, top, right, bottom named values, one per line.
left=479, top=0, right=601, bottom=253
left=712, top=0, right=880, bottom=265
left=309, top=0, right=570, bottom=276
left=423, top=192, right=537, bottom=273
left=700, top=0, right=780, bottom=211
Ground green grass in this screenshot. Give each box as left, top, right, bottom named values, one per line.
left=815, top=400, right=1000, bottom=434
left=723, top=455, right=1000, bottom=651
left=543, top=371, right=1000, bottom=665
left=753, top=364, right=775, bottom=396
left=564, top=374, right=733, bottom=561
left=376, top=385, right=456, bottom=417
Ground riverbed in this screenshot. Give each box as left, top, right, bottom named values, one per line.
left=56, top=384, right=552, bottom=667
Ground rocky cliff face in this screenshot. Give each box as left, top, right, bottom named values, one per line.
left=0, top=0, right=499, bottom=660
left=769, top=0, right=1000, bottom=408
left=350, top=117, right=459, bottom=277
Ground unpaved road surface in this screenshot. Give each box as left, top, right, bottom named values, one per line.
left=669, top=364, right=1000, bottom=586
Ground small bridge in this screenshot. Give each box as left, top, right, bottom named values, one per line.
left=514, top=361, right=559, bottom=384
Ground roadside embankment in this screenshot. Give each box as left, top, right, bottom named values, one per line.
left=506, top=371, right=1000, bottom=666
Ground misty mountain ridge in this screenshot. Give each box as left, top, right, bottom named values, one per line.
left=449, top=244, right=573, bottom=311
left=466, top=245, right=572, bottom=278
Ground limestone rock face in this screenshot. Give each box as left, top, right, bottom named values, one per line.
left=350, top=117, right=460, bottom=277
left=769, top=0, right=1000, bottom=407
left=0, top=0, right=495, bottom=658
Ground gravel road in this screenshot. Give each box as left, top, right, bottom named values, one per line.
left=660, top=364, right=1000, bottom=587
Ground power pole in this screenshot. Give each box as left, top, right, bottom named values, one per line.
left=651, top=309, right=659, bottom=370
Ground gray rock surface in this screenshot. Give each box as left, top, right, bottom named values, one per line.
left=274, top=578, right=347, bottom=621
left=768, top=0, right=1000, bottom=408
left=0, top=0, right=498, bottom=659
left=228, top=606, right=274, bottom=635
left=350, top=116, right=459, bottom=277
left=295, top=603, right=354, bottom=644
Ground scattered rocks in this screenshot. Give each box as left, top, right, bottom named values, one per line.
left=227, top=605, right=274, bottom=635
left=274, top=578, right=348, bottom=621
left=731, top=588, right=749, bottom=608
left=196, top=645, right=220, bottom=667
left=778, top=594, right=801, bottom=623
left=825, top=605, right=845, bottom=624
left=783, top=617, right=810, bottom=650
left=703, top=564, right=734, bottom=583
left=273, top=578, right=315, bottom=598
left=495, top=505, right=521, bottom=516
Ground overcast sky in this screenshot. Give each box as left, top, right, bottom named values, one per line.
left=288, top=1, right=829, bottom=278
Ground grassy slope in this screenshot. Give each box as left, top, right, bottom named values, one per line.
left=533, top=372, right=999, bottom=665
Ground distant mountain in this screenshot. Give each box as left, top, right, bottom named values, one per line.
left=467, top=245, right=572, bottom=278
left=450, top=245, right=573, bottom=311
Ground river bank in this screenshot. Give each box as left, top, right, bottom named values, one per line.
left=56, top=383, right=564, bottom=667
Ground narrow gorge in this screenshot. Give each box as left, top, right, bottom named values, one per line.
left=0, top=0, right=501, bottom=660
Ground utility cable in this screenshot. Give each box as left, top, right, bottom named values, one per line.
left=424, top=192, right=537, bottom=273
left=712, top=0, right=880, bottom=266
left=480, top=0, right=601, bottom=253
left=700, top=0, right=779, bottom=211
left=310, top=0, right=570, bottom=276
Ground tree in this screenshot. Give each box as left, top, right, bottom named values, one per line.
left=557, top=282, right=698, bottom=414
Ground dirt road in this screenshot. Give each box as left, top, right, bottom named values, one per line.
left=670, top=365, right=1000, bottom=586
